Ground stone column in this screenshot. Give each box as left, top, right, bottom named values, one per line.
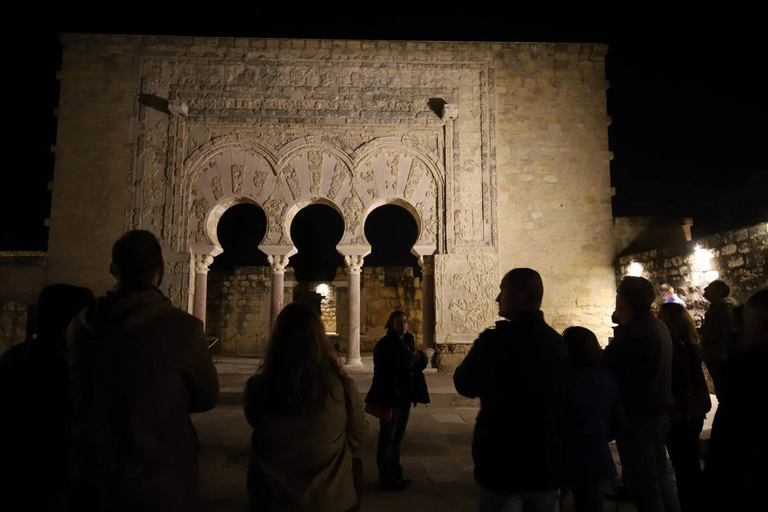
left=267, top=254, right=290, bottom=330
left=419, top=255, right=436, bottom=367
left=344, top=254, right=364, bottom=368
left=192, top=254, right=214, bottom=328
left=442, top=103, right=459, bottom=253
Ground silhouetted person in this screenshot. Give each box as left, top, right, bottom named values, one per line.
left=0, top=284, right=94, bottom=511
left=244, top=303, right=368, bottom=512
left=68, top=230, right=219, bottom=512
left=700, top=280, right=738, bottom=400
left=660, top=284, right=687, bottom=308
left=453, top=268, right=568, bottom=512
left=657, top=303, right=711, bottom=512
left=365, top=311, right=431, bottom=491
left=603, top=276, right=680, bottom=512
left=560, top=326, right=623, bottom=512
left=703, top=287, right=768, bottom=511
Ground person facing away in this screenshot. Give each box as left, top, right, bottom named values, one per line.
left=660, top=284, right=687, bottom=309
left=703, top=287, right=768, bottom=511
left=603, top=276, right=680, bottom=512
left=0, top=284, right=94, bottom=511
left=657, top=302, right=711, bottom=512
left=699, top=279, right=739, bottom=400
left=68, top=230, right=219, bottom=512
left=244, top=303, right=368, bottom=512
left=365, top=310, right=431, bottom=491
left=453, top=268, right=568, bottom=512
left=560, top=326, right=623, bottom=512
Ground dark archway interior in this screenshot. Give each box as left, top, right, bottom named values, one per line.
left=210, top=203, right=269, bottom=271
left=289, top=204, right=345, bottom=282
left=364, top=204, right=420, bottom=277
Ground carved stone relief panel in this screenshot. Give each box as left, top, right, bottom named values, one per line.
left=434, top=253, right=499, bottom=343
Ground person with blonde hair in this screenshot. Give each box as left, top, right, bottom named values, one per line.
left=658, top=302, right=711, bottom=512
left=244, top=302, right=367, bottom=512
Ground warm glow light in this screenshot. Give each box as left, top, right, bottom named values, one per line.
left=315, top=283, right=330, bottom=297
left=628, top=262, right=643, bottom=277
left=693, top=244, right=713, bottom=271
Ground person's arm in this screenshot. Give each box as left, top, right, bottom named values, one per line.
left=344, top=378, right=369, bottom=456
left=453, top=333, right=488, bottom=399
left=181, top=318, right=219, bottom=414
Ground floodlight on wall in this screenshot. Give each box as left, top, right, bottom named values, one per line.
left=693, top=244, right=714, bottom=271
left=627, top=262, right=644, bottom=277
left=315, top=283, right=330, bottom=297
left=692, top=244, right=718, bottom=285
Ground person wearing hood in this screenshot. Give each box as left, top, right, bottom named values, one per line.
left=700, top=279, right=739, bottom=400
left=68, top=230, right=219, bottom=512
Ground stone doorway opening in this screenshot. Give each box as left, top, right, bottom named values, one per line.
left=289, top=203, right=345, bottom=338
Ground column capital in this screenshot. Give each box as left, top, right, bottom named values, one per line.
left=193, top=254, right=215, bottom=274
left=344, top=254, right=365, bottom=274
left=442, top=103, right=459, bottom=121
left=267, top=254, right=291, bottom=274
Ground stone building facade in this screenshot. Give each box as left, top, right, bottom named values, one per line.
left=0, top=34, right=618, bottom=369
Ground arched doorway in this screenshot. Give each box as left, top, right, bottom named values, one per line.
left=205, top=203, right=269, bottom=355
left=289, top=203, right=345, bottom=339
left=362, top=204, right=424, bottom=350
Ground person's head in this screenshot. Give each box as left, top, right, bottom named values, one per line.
left=259, top=302, right=343, bottom=414
left=562, top=326, right=602, bottom=369
left=703, top=280, right=730, bottom=304
left=615, top=276, right=655, bottom=324
left=658, top=302, right=699, bottom=345
left=385, top=311, right=408, bottom=337
left=35, top=284, right=95, bottom=349
left=496, top=268, right=544, bottom=319
left=110, top=230, right=164, bottom=291
left=742, top=288, right=768, bottom=351
left=660, top=283, right=675, bottom=302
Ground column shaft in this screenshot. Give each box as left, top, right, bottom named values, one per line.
left=344, top=254, right=364, bottom=368
left=271, top=271, right=284, bottom=330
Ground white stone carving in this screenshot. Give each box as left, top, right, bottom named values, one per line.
left=193, top=254, right=214, bottom=274
left=267, top=254, right=291, bottom=274
left=344, top=254, right=365, bottom=274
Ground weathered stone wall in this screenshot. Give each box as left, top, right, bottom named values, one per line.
left=616, top=222, right=768, bottom=327
left=206, top=267, right=295, bottom=356
left=39, top=35, right=617, bottom=369
left=206, top=266, right=423, bottom=355
left=494, top=44, right=615, bottom=342
left=1, top=301, right=31, bottom=355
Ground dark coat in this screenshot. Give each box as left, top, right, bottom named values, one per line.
left=453, top=311, right=568, bottom=493
left=68, top=288, right=219, bottom=512
left=365, top=331, right=429, bottom=407
left=603, top=312, right=674, bottom=417
left=669, top=336, right=711, bottom=420
left=563, top=368, right=623, bottom=483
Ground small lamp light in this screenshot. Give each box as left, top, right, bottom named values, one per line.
left=628, top=262, right=643, bottom=277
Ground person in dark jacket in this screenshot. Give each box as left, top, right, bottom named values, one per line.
left=68, top=230, right=219, bottom=512
left=0, top=284, right=94, bottom=511
left=657, top=302, right=711, bottom=512
left=603, top=276, right=680, bottom=512
left=703, top=287, right=768, bottom=511
left=700, top=280, right=739, bottom=400
left=453, top=268, right=568, bottom=512
left=365, top=310, right=430, bottom=491
left=560, top=326, right=623, bottom=512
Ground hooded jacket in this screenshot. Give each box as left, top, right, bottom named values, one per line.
left=68, top=287, right=219, bottom=512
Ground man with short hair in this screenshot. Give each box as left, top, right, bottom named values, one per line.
left=454, top=268, right=568, bottom=512
left=660, top=283, right=687, bottom=308
left=700, top=279, right=739, bottom=399
left=703, top=287, right=768, bottom=511
left=68, top=230, right=219, bottom=512
left=603, top=276, right=680, bottom=512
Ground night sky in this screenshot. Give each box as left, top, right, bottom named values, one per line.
left=5, top=10, right=766, bottom=278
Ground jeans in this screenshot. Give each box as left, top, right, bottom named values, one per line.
left=478, top=486, right=559, bottom=512
left=376, top=399, right=411, bottom=483
left=616, top=413, right=680, bottom=512
left=666, top=417, right=704, bottom=512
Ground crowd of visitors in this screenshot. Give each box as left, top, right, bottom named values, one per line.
left=0, top=228, right=765, bottom=512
